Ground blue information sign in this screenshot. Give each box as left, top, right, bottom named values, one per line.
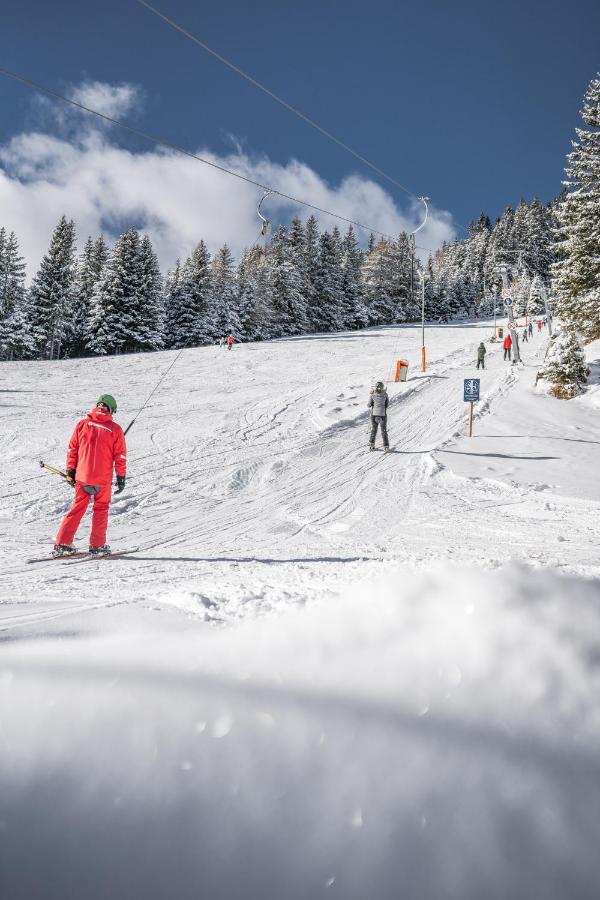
left=464, top=378, right=480, bottom=402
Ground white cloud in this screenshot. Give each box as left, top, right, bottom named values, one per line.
left=0, top=81, right=456, bottom=279
left=69, top=81, right=141, bottom=119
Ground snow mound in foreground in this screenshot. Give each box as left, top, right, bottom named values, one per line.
left=2, top=563, right=600, bottom=899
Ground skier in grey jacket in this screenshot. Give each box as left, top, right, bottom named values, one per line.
left=476, top=342, right=486, bottom=369
left=368, top=381, right=390, bottom=451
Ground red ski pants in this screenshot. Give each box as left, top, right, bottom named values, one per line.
left=55, top=482, right=112, bottom=548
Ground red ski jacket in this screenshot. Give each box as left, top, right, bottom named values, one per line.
left=503, top=334, right=512, bottom=349
left=66, top=408, right=127, bottom=486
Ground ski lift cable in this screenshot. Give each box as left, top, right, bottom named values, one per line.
left=0, top=66, right=434, bottom=252
left=133, top=0, right=470, bottom=235
left=124, top=346, right=187, bottom=436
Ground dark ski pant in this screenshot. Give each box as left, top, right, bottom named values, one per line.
left=504, top=347, right=511, bottom=360
left=56, top=481, right=111, bottom=548
left=369, top=415, right=389, bottom=448
left=477, top=358, right=485, bottom=369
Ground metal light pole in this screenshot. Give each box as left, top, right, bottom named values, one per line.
left=540, top=282, right=553, bottom=337
left=408, top=196, right=429, bottom=321
left=497, top=264, right=521, bottom=364
left=420, top=268, right=428, bottom=371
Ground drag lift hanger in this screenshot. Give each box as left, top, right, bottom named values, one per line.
left=258, top=190, right=274, bottom=237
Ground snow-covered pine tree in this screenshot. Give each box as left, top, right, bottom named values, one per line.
left=28, top=215, right=77, bottom=359
left=511, top=273, right=532, bottom=318
left=303, top=215, right=321, bottom=332
left=263, top=225, right=308, bottom=337
left=208, top=245, right=241, bottom=339
left=70, top=235, right=109, bottom=357
left=287, top=217, right=313, bottom=332
left=464, top=214, right=490, bottom=300
left=523, top=198, right=554, bottom=280
left=538, top=328, right=589, bottom=398
left=393, top=232, right=414, bottom=321
left=136, top=235, right=164, bottom=351
left=0, top=228, right=34, bottom=359
left=88, top=228, right=141, bottom=355
left=361, top=238, right=394, bottom=325
left=171, top=240, right=213, bottom=347
left=237, top=246, right=272, bottom=340
left=552, top=72, right=600, bottom=341
left=340, top=226, right=369, bottom=328
left=163, top=260, right=184, bottom=348
left=312, top=230, right=344, bottom=332
left=528, top=275, right=547, bottom=317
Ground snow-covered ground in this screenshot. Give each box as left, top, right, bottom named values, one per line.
left=1, top=321, right=600, bottom=898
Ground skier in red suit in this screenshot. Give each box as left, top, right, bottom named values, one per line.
left=53, top=394, right=126, bottom=556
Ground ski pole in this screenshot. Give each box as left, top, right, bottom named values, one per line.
left=124, top=347, right=186, bottom=436
left=40, top=461, right=74, bottom=486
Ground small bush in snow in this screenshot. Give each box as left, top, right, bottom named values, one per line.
left=538, top=328, right=589, bottom=398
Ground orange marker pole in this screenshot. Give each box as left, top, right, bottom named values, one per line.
left=421, top=346, right=426, bottom=372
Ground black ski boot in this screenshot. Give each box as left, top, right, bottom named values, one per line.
left=89, top=544, right=111, bottom=556
left=52, top=544, right=77, bottom=557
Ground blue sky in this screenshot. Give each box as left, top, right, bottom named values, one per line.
left=1, top=0, right=599, bottom=270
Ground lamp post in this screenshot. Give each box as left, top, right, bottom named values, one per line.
left=497, top=264, right=521, bottom=364
left=420, top=268, right=428, bottom=371
left=408, top=196, right=429, bottom=324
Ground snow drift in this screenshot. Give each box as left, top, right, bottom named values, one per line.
left=2, top=562, right=600, bottom=900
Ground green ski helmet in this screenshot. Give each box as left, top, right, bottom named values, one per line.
left=97, top=393, right=117, bottom=413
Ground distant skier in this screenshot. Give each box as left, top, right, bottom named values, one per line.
left=218, top=337, right=226, bottom=349
left=522, top=327, right=528, bottom=343
left=528, top=321, right=533, bottom=337
left=227, top=334, right=235, bottom=351
left=503, top=333, right=512, bottom=361
left=368, top=381, right=390, bottom=452
left=53, top=394, right=126, bottom=557
left=537, top=319, right=542, bottom=333
left=476, top=341, right=486, bottom=369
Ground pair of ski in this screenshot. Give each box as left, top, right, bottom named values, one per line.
left=27, top=548, right=139, bottom=565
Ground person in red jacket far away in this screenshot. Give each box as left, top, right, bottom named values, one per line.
left=227, top=334, right=235, bottom=351
left=503, top=332, right=512, bottom=361
left=53, top=394, right=127, bottom=557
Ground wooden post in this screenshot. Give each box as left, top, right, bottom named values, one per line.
left=421, top=346, right=426, bottom=372
left=468, top=401, right=474, bottom=437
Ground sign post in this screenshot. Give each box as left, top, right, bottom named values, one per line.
left=463, top=378, right=480, bottom=437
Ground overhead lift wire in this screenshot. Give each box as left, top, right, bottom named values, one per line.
left=134, top=0, right=469, bottom=234
left=0, top=66, right=434, bottom=251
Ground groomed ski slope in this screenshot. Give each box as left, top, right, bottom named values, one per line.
left=1, top=321, right=600, bottom=899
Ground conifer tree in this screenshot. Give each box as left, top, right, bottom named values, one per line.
left=538, top=328, right=589, bottom=398
left=88, top=228, right=141, bottom=355
left=208, top=245, right=241, bottom=338
left=163, top=260, right=184, bottom=348
left=552, top=72, right=600, bottom=341
left=173, top=240, right=213, bottom=347
left=237, top=246, right=272, bottom=340
left=313, top=230, right=344, bottom=332
left=303, top=215, right=321, bottom=331
left=528, top=275, right=547, bottom=317
left=0, top=229, right=34, bottom=359
left=264, top=225, right=308, bottom=336
left=340, top=226, right=369, bottom=328
left=28, top=215, right=77, bottom=359
left=70, top=235, right=109, bottom=357
left=137, top=235, right=164, bottom=351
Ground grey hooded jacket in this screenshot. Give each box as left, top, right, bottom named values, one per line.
left=369, top=388, right=389, bottom=417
